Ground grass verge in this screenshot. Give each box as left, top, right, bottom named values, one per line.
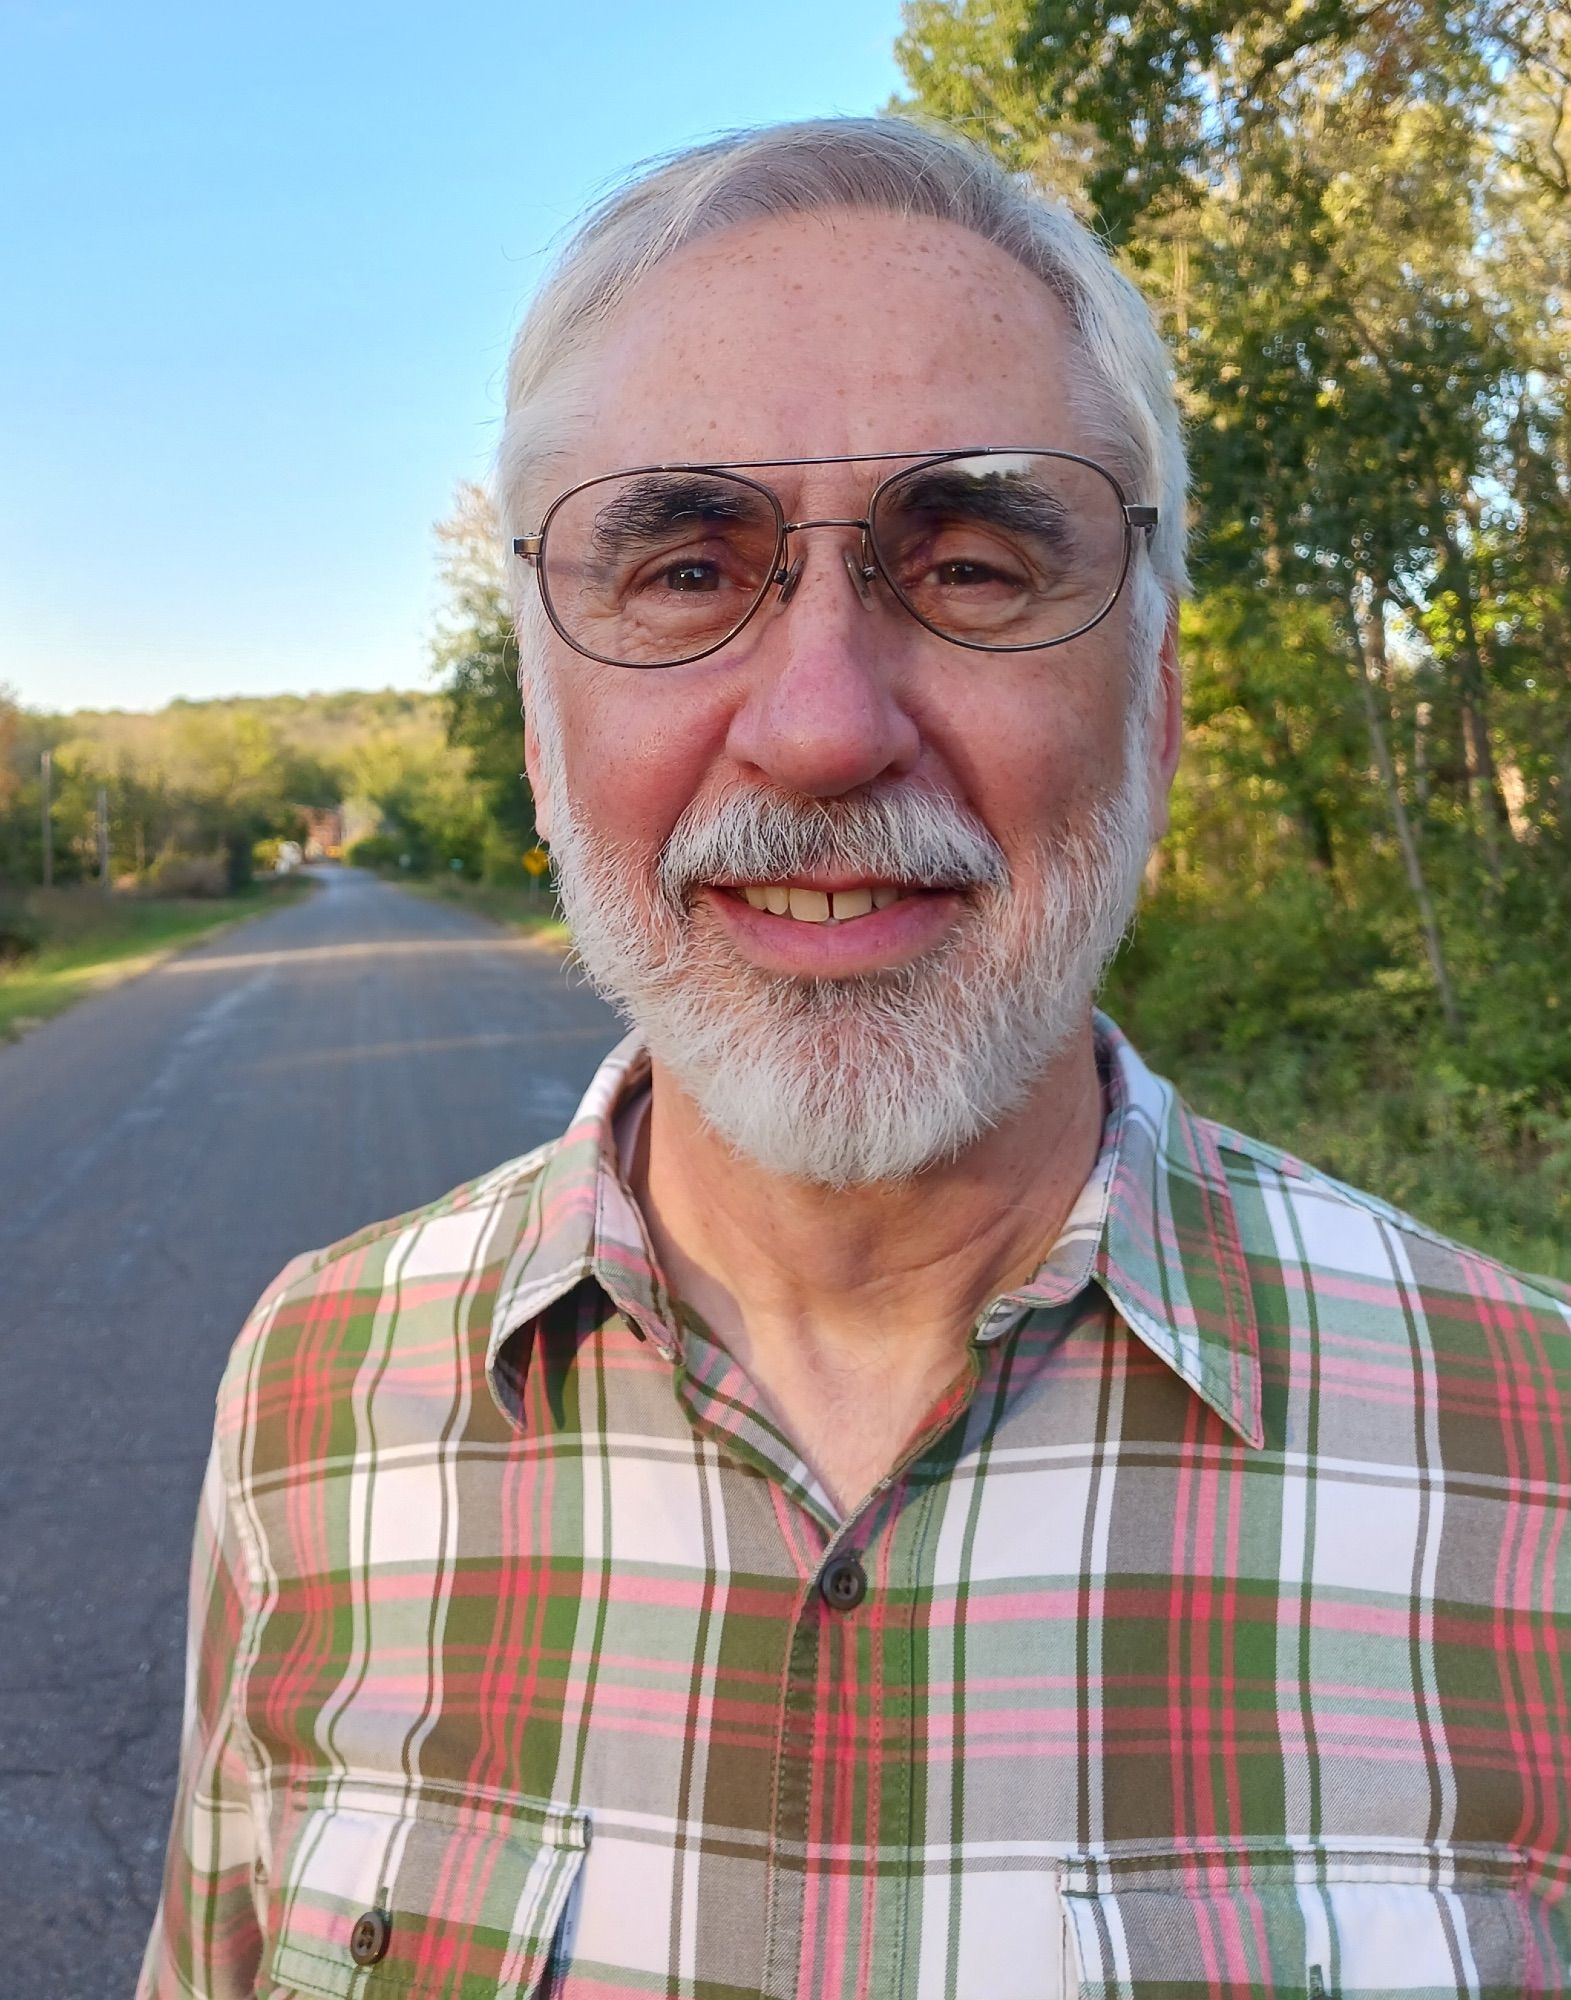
left=0, top=877, right=312, bottom=1042
left=389, top=872, right=571, bottom=946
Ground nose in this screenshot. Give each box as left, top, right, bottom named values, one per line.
left=724, top=536, right=922, bottom=799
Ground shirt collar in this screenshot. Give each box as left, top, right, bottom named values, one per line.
left=1055, top=1016, right=1263, bottom=1447
left=489, top=1014, right=1262, bottom=1448
left=488, top=1028, right=669, bottom=1375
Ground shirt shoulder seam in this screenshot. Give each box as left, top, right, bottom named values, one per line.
left=1203, top=1115, right=1571, bottom=1312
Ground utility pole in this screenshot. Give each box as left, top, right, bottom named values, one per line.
left=97, top=786, right=111, bottom=893
left=40, top=749, right=53, bottom=890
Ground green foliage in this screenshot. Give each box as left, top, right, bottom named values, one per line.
left=0, top=891, right=41, bottom=966
left=893, top=0, right=1571, bottom=1260
left=1105, top=882, right=1571, bottom=1277
left=0, top=681, right=481, bottom=897
left=149, top=853, right=231, bottom=898
left=0, top=685, right=329, bottom=889
left=345, top=833, right=407, bottom=871
left=434, top=482, right=536, bottom=858
left=342, top=722, right=489, bottom=877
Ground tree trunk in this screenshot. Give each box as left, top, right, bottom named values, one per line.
left=1346, top=588, right=1462, bottom=1036
left=1437, top=513, right=1512, bottom=881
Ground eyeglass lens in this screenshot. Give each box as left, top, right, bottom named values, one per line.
left=538, top=453, right=1130, bottom=667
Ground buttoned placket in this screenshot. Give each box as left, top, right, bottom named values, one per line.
left=658, top=1296, right=1046, bottom=2000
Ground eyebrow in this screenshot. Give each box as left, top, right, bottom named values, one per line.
left=588, top=475, right=760, bottom=560
left=883, top=469, right=1073, bottom=541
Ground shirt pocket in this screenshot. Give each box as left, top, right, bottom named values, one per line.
left=262, top=1780, right=589, bottom=2000
left=1060, top=1840, right=1552, bottom=1998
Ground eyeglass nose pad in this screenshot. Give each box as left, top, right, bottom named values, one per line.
left=843, top=544, right=876, bottom=608
left=775, top=556, right=805, bottom=605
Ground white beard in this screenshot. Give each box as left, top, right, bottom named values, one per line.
left=533, top=685, right=1152, bottom=1188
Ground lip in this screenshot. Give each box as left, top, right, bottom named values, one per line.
left=715, top=872, right=906, bottom=895
left=700, top=883, right=965, bottom=975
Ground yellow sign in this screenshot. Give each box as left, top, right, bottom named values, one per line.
left=521, top=846, right=551, bottom=878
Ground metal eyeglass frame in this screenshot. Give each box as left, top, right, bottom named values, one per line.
left=512, top=446, right=1159, bottom=670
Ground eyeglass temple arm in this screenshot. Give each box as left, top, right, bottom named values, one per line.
left=1126, top=506, right=1158, bottom=533
left=513, top=536, right=542, bottom=564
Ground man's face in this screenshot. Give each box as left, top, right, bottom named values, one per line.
left=525, top=209, right=1178, bottom=1185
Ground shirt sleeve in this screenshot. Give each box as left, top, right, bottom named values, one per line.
left=137, top=1429, right=266, bottom=1999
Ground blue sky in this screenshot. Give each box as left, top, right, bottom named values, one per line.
left=0, top=1, right=909, bottom=713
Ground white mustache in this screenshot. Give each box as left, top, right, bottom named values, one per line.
left=655, top=787, right=1008, bottom=909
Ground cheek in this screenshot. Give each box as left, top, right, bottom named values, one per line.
left=559, top=675, right=732, bottom=850
left=920, top=660, right=1130, bottom=852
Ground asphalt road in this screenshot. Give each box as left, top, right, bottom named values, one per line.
left=0, top=867, right=619, bottom=1996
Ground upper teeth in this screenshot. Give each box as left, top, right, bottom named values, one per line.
left=739, top=884, right=903, bottom=921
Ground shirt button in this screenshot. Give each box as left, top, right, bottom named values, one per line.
left=350, top=1908, right=392, bottom=1965
left=819, top=1553, right=867, bottom=1611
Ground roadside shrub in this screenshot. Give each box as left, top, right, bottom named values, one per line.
left=0, top=894, right=41, bottom=967
left=432, top=828, right=483, bottom=879
left=223, top=833, right=254, bottom=892
left=151, top=853, right=229, bottom=898
left=481, top=827, right=533, bottom=885
left=253, top=837, right=282, bottom=873
left=346, top=833, right=408, bottom=870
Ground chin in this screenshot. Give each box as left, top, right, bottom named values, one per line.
left=645, top=958, right=1096, bottom=1190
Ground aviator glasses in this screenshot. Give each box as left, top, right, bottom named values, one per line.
left=514, top=448, right=1158, bottom=670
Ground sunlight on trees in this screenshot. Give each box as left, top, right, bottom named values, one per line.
left=893, top=0, right=1570, bottom=1267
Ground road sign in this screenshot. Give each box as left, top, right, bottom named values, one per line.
left=521, top=846, right=551, bottom=878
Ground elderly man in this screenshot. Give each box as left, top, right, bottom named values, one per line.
left=141, top=118, right=1569, bottom=1999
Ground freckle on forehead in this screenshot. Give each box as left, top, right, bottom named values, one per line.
left=581, top=209, right=1077, bottom=467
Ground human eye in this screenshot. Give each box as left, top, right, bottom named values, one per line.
left=662, top=558, right=720, bottom=592
left=612, top=515, right=769, bottom=648
left=897, top=525, right=1040, bottom=599
left=923, top=540, right=1034, bottom=590
left=877, top=461, right=1084, bottom=603
left=870, top=454, right=1127, bottom=647
left=601, top=490, right=772, bottom=609
left=632, top=547, right=735, bottom=598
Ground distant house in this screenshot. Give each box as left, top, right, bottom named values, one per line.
left=300, top=806, right=345, bottom=859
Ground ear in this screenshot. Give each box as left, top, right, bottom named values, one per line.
left=1145, top=607, right=1183, bottom=842
left=523, top=711, right=552, bottom=846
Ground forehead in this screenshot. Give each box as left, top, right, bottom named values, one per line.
left=567, top=209, right=1089, bottom=481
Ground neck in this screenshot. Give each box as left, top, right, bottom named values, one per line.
left=633, top=1019, right=1104, bottom=1511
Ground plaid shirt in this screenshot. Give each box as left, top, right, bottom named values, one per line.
left=140, top=1017, right=1571, bottom=2000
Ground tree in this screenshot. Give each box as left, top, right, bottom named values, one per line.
left=891, top=3, right=1571, bottom=1263
left=894, top=0, right=1571, bottom=1032
left=431, top=482, right=539, bottom=873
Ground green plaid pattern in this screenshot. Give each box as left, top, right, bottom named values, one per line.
left=139, top=1017, right=1571, bottom=1999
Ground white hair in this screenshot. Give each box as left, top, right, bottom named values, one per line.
left=497, top=115, right=1187, bottom=713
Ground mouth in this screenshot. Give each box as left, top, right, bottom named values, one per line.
left=725, top=882, right=915, bottom=924
left=699, top=878, right=966, bottom=974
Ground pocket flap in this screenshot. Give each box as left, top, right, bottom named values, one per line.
left=1061, top=1840, right=1537, bottom=1998
left=267, top=1782, right=588, bottom=2000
